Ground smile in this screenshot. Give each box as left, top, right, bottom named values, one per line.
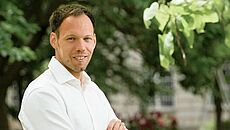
left=73, top=56, right=87, bottom=61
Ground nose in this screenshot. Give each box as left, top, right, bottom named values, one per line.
left=75, top=39, right=86, bottom=52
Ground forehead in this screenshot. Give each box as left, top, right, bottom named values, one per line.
left=58, top=14, right=94, bottom=36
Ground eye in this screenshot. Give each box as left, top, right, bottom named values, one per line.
left=67, top=37, right=76, bottom=41
left=84, top=37, right=93, bottom=42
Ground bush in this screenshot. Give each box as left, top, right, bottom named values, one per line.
left=127, top=111, right=178, bottom=130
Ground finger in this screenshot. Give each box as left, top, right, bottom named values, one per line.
left=113, top=120, right=122, bottom=130
left=118, top=122, right=124, bottom=130
left=107, top=119, right=117, bottom=130
left=119, top=122, right=127, bottom=130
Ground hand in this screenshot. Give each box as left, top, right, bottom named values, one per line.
left=107, top=119, right=128, bottom=130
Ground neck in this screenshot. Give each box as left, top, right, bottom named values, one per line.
left=72, top=72, right=81, bottom=79
left=72, top=72, right=84, bottom=88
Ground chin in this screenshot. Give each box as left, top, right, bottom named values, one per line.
left=74, top=66, right=86, bottom=72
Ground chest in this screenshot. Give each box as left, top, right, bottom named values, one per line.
left=57, top=84, right=109, bottom=130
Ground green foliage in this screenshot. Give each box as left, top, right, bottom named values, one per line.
left=0, top=1, right=40, bottom=63
left=179, top=25, right=230, bottom=94
left=144, top=2, right=230, bottom=129
left=225, top=24, right=230, bottom=48
left=158, top=31, right=175, bottom=69
left=144, top=0, right=221, bottom=69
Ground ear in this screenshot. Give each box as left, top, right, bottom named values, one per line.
left=50, top=32, right=58, bottom=49
left=93, top=33, right=97, bottom=47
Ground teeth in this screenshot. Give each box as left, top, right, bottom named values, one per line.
left=74, top=56, right=86, bottom=61
left=78, top=57, right=83, bottom=60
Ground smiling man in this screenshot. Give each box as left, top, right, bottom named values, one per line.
left=18, top=3, right=127, bottom=130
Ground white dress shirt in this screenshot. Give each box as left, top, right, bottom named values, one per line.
left=18, top=57, right=117, bottom=130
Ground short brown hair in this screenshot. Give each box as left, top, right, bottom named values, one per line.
left=49, top=3, right=95, bottom=34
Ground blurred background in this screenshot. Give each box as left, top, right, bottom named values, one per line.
left=0, top=0, right=230, bottom=130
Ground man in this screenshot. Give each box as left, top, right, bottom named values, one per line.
left=18, top=3, right=127, bottom=130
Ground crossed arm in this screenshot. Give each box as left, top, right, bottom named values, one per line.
left=107, top=119, right=128, bottom=130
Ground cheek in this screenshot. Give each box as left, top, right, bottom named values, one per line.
left=57, top=47, right=70, bottom=60
left=59, top=44, right=73, bottom=55
left=88, top=44, right=96, bottom=53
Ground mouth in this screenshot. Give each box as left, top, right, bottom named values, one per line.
left=73, top=56, right=87, bottom=61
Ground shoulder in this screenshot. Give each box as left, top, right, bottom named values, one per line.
left=89, top=81, right=104, bottom=94
left=27, top=69, right=56, bottom=91
left=87, top=81, right=111, bottom=102
left=31, top=69, right=55, bottom=87
left=20, top=81, right=65, bottom=116
left=21, top=69, right=61, bottom=105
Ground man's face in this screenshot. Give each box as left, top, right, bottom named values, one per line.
left=50, top=14, right=96, bottom=78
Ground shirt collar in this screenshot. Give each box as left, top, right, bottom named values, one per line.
left=48, top=57, right=91, bottom=85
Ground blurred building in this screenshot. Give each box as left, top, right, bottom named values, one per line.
left=109, top=65, right=230, bottom=130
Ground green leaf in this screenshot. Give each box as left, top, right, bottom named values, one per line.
left=0, top=22, right=14, bottom=33
left=175, top=16, right=185, bottom=31
left=169, top=4, right=188, bottom=15
left=225, top=37, right=230, bottom=48
left=143, top=2, right=159, bottom=21
left=183, top=15, right=195, bottom=30
left=183, top=29, right=194, bottom=48
left=202, top=11, right=219, bottom=23
left=143, top=2, right=159, bottom=29
left=164, top=32, right=174, bottom=55
left=10, top=47, right=37, bottom=63
left=21, top=46, right=37, bottom=61
left=155, top=5, right=170, bottom=32
left=159, top=54, right=170, bottom=69
left=158, top=32, right=175, bottom=69
left=213, top=0, right=225, bottom=13
left=144, top=20, right=151, bottom=29
left=223, top=3, right=230, bottom=20
left=191, top=14, right=205, bottom=33
left=170, top=0, right=186, bottom=5
left=225, top=24, right=230, bottom=48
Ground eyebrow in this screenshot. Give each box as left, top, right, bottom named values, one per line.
left=64, top=34, right=95, bottom=38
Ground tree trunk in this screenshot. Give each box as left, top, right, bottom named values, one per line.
left=214, top=78, right=223, bottom=130
left=0, top=87, right=9, bottom=130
